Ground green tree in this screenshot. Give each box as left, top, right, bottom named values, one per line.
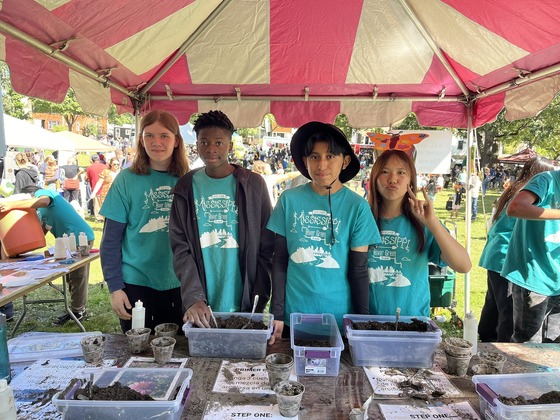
left=108, top=104, right=134, bottom=126
left=0, top=63, right=30, bottom=119
left=32, top=89, right=86, bottom=132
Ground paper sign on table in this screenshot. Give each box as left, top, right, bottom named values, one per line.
left=213, top=360, right=296, bottom=394
left=378, top=401, right=480, bottom=419
left=204, top=401, right=297, bottom=419
left=123, top=356, right=188, bottom=369
left=364, top=366, right=461, bottom=398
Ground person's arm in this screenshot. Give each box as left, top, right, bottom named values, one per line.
left=100, top=218, right=132, bottom=320
left=507, top=190, right=560, bottom=220
left=408, top=186, right=471, bottom=273
left=348, top=248, right=370, bottom=314
left=252, top=177, right=274, bottom=312
left=269, top=233, right=288, bottom=345
left=91, top=177, right=104, bottom=197
left=0, top=196, right=50, bottom=212
left=169, top=191, right=209, bottom=326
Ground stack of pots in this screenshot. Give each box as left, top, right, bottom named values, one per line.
left=443, top=337, right=473, bottom=376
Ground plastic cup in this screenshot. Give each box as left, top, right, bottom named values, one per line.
left=265, top=353, right=294, bottom=389
left=125, top=328, right=151, bottom=354
left=151, top=336, right=176, bottom=364
left=477, top=351, right=507, bottom=373
left=80, top=335, right=106, bottom=363
left=154, top=323, right=179, bottom=338
left=274, top=380, right=305, bottom=417
left=445, top=352, right=471, bottom=376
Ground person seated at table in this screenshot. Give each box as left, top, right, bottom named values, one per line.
left=0, top=186, right=95, bottom=325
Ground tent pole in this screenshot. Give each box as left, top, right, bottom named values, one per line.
left=464, top=102, right=474, bottom=316
left=0, top=86, right=5, bottom=159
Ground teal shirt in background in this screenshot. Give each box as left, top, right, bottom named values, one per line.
left=478, top=210, right=516, bottom=273
left=100, top=169, right=180, bottom=291
left=193, top=170, right=242, bottom=312
left=35, top=189, right=94, bottom=242
left=267, top=183, right=380, bottom=329
left=501, top=171, right=560, bottom=296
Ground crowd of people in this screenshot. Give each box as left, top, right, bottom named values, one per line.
left=1, top=110, right=558, bottom=347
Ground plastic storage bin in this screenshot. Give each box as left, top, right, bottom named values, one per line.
left=343, top=314, right=442, bottom=368
left=290, top=313, right=344, bottom=376
left=182, top=312, right=273, bottom=358
left=52, top=367, right=193, bottom=420
left=472, top=372, right=560, bottom=420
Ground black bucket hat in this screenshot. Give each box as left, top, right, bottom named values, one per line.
left=290, top=121, right=360, bottom=183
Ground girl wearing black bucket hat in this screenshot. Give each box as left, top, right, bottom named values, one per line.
left=267, top=122, right=381, bottom=343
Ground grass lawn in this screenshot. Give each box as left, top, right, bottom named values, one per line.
left=9, top=184, right=500, bottom=338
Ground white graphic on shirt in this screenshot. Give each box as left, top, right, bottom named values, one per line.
left=139, top=186, right=173, bottom=233
left=289, top=209, right=340, bottom=268
left=139, top=216, right=169, bottom=233
left=196, top=193, right=239, bottom=249
left=545, top=231, right=560, bottom=243
left=368, top=229, right=411, bottom=287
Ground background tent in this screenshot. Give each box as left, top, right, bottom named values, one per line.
left=498, top=148, right=538, bottom=164
left=1, top=114, right=74, bottom=150
left=56, top=131, right=116, bottom=152
left=3, top=0, right=560, bottom=314
left=0, top=1, right=560, bottom=130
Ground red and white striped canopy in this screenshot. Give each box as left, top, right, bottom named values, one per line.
left=2, top=0, right=560, bottom=128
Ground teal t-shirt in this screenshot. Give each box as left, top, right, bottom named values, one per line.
left=192, top=170, right=243, bottom=312
left=367, top=215, right=445, bottom=317
left=501, top=171, right=560, bottom=296
left=267, top=183, right=380, bottom=328
left=100, top=168, right=180, bottom=291
left=479, top=210, right=516, bottom=273
left=35, top=189, right=94, bottom=242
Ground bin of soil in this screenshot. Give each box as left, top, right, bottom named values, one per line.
left=343, top=314, right=442, bottom=368
left=52, top=367, right=193, bottom=420
left=473, top=372, right=560, bottom=420
left=290, top=313, right=344, bottom=377
left=182, top=312, right=273, bottom=358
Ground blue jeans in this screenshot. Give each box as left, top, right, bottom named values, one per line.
left=471, top=197, right=478, bottom=220
left=511, top=284, right=560, bottom=343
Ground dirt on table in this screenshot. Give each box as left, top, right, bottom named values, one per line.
left=498, top=390, right=560, bottom=406
left=351, top=318, right=431, bottom=332
left=213, top=315, right=267, bottom=330
left=293, top=338, right=331, bottom=347
left=74, top=382, right=155, bottom=401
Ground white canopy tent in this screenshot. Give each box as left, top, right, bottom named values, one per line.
left=1, top=114, right=74, bottom=151
left=56, top=131, right=116, bottom=152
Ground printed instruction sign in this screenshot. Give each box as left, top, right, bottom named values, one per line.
left=213, top=361, right=296, bottom=394
left=204, top=401, right=297, bottom=419
left=364, top=366, right=461, bottom=398
left=378, top=401, right=480, bottom=419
